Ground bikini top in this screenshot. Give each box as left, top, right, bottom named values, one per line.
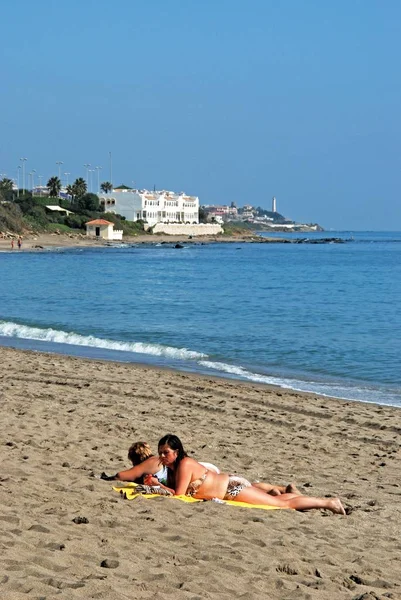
left=186, top=469, right=209, bottom=497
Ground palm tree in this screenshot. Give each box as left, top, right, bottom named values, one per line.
left=0, top=177, right=14, bottom=192
left=72, top=177, right=87, bottom=199
left=66, top=184, right=74, bottom=200
left=100, top=181, right=113, bottom=194
left=47, top=176, right=61, bottom=198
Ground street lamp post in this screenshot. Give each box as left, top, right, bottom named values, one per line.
left=56, top=161, right=63, bottom=180
left=89, top=169, right=96, bottom=193
left=84, top=163, right=91, bottom=190
left=29, top=169, right=36, bottom=194
left=95, top=166, right=102, bottom=193
left=64, top=172, right=70, bottom=187
left=17, top=165, right=22, bottom=197
left=20, top=157, right=27, bottom=194
left=38, top=175, right=43, bottom=196
left=109, top=151, right=112, bottom=189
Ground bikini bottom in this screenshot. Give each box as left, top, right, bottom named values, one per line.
left=223, top=475, right=252, bottom=500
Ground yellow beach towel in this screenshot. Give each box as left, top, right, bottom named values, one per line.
left=112, top=483, right=287, bottom=510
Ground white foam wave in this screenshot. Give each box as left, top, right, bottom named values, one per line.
left=198, top=360, right=282, bottom=385
left=0, top=321, right=207, bottom=361
left=199, top=360, right=401, bottom=407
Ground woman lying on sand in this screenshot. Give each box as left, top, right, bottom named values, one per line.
left=153, top=434, right=346, bottom=514
left=101, top=441, right=300, bottom=496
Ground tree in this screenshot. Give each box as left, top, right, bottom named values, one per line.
left=74, top=193, right=100, bottom=213
left=0, top=177, right=14, bottom=192
left=198, top=206, right=208, bottom=223
left=66, top=184, right=75, bottom=200
left=47, top=176, right=61, bottom=198
left=100, top=181, right=113, bottom=194
left=71, top=177, right=87, bottom=199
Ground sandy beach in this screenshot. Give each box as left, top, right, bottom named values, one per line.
left=0, top=346, right=400, bottom=599
left=0, top=231, right=265, bottom=252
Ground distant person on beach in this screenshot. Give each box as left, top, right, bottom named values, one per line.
left=17, top=237, right=22, bottom=249
left=152, top=434, right=346, bottom=514
left=11, top=239, right=14, bottom=249
left=101, top=440, right=301, bottom=497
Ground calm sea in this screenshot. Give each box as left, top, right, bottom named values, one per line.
left=1, top=231, right=400, bottom=407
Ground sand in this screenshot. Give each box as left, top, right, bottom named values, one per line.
left=0, top=346, right=400, bottom=600
left=0, top=231, right=264, bottom=252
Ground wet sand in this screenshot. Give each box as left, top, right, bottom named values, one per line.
left=0, top=346, right=400, bottom=599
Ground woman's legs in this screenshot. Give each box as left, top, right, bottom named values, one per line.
left=252, top=482, right=286, bottom=495
left=235, top=486, right=345, bottom=514
left=252, top=482, right=302, bottom=496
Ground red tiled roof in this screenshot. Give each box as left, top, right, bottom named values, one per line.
left=85, top=219, right=114, bottom=226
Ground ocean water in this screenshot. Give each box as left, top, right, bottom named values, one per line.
left=0, top=231, right=400, bottom=407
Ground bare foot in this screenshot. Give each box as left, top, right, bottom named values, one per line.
left=328, top=498, right=346, bottom=515
left=286, top=483, right=301, bottom=495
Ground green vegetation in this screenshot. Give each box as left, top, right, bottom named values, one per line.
left=0, top=176, right=146, bottom=237
left=221, top=221, right=256, bottom=236
left=100, top=181, right=113, bottom=194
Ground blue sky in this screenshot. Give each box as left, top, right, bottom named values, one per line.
left=1, top=0, right=400, bottom=230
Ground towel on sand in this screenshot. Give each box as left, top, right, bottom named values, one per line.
left=113, top=483, right=287, bottom=510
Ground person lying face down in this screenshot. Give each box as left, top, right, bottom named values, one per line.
left=155, top=434, right=346, bottom=514
left=100, top=441, right=170, bottom=485
left=101, top=440, right=301, bottom=496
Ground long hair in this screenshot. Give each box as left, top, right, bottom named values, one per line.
left=128, top=441, right=153, bottom=466
left=158, top=434, right=187, bottom=465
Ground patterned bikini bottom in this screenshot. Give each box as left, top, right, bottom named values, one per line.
left=223, top=475, right=252, bottom=500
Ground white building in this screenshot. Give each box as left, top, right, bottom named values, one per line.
left=98, top=189, right=199, bottom=226
left=85, top=219, right=123, bottom=240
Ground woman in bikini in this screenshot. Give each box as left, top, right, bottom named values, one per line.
left=155, top=434, right=346, bottom=514
left=101, top=440, right=300, bottom=496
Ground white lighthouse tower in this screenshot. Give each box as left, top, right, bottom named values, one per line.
left=272, top=196, right=277, bottom=213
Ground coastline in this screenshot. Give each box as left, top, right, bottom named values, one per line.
left=0, top=231, right=266, bottom=251
left=1, top=346, right=400, bottom=598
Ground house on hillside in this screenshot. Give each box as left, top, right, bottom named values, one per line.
left=85, top=219, right=123, bottom=240
left=98, top=189, right=199, bottom=226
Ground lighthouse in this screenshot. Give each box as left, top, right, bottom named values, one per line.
left=272, top=196, right=277, bottom=213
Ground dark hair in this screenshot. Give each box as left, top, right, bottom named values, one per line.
left=158, top=434, right=187, bottom=466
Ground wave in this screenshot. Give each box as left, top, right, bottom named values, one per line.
left=0, top=320, right=207, bottom=361
left=198, top=360, right=401, bottom=407
left=1, top=321, right=399, bottom=407
left=198, top=360, right=282, bottom=385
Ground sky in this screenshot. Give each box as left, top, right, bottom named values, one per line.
left=1, top=0, right=400, bottom=230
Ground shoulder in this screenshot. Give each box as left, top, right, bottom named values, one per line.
left=177, top=456, right=197, bottom=471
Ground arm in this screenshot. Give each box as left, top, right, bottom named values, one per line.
left=173, top=458, right=194, bottom=496
left=143, top=474, right=176, bottom=496
left=115, top=456, right=159, bottom=481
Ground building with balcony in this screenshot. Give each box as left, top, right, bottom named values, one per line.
left=98, top=189, right=199, bottom=226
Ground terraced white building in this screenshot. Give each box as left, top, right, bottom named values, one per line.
left=99, top=188, right=199, bottom=226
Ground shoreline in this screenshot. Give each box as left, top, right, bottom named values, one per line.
left=0, top=230, right=347, bottom=252
left=1, top=335, right=398, bottom=409
left=1, top=345, right=400, bottom=598
left=0, top=231, right=267, bottom=251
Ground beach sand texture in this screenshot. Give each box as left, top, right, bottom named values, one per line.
left=0, top=346, right=400, bottom=599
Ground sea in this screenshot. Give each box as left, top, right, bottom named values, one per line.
left=0, top=231, right=400, bottom=408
